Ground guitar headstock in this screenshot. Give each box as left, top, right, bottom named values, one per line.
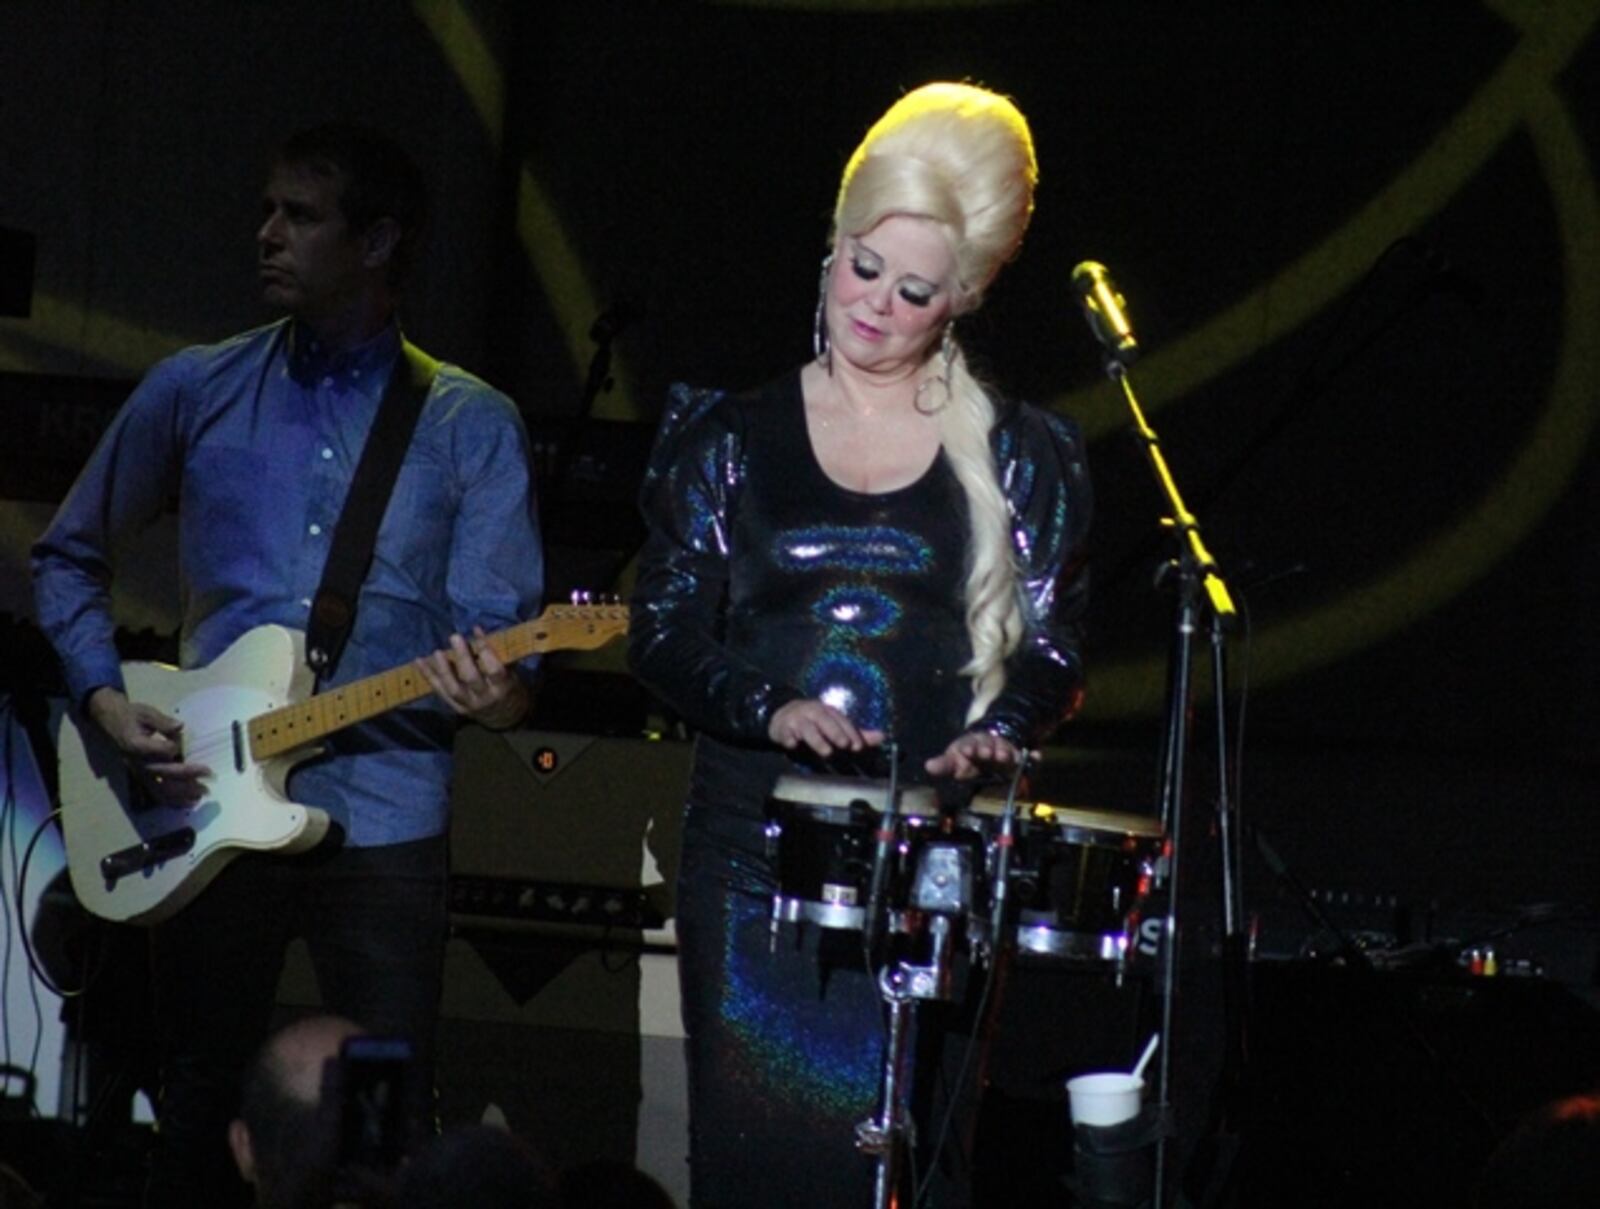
left=529, top=595, right=630, bottom=652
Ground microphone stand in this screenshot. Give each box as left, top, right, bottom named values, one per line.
left=1099, top=353, right=1242, bottom=1209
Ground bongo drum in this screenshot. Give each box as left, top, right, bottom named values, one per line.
left=764, top=774, right=938, bottom=930
left=970, top=797, right=1163, bottom=961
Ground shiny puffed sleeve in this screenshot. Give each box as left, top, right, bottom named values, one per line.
left=628, top=384, right=805, bottom=743
left=971, top=403, right=1093, bottom=748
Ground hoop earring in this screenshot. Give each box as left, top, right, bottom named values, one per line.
left=914, top=324, right=957, bottom=415
left=812, top=254, right=833, bottom=371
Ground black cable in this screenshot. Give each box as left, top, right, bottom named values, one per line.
left=1230, top=594, right=1252, bottom=866
left=13, top=805, right=85, bottom=1002
left=912, top=945, right=1003, bottom=1209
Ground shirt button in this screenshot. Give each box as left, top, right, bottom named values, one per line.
left=300, top=598, right=312, bottom=609
left=309, top=523, right=323, bottom=536
left=321, top=447, right=334, bottom=461
left=321, top=376, right=333, bottom=387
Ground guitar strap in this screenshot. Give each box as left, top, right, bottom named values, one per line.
left=305, top=339, right=439, bottom=680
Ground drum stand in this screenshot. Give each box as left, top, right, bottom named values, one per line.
left=856, top=962, right=918, bottom=1209
left=857, top=900, right=970, bottom=1208
left=856, top=766, right=1027, bottom=1209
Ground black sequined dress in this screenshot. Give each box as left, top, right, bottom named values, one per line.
left=629, top=371, right=1091, bottom=1208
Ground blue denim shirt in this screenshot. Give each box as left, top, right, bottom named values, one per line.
left=31, top=318, right=545, bottom=845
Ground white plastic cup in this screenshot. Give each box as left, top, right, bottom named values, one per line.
left=1066, top=1072, right=1145, bottom=1127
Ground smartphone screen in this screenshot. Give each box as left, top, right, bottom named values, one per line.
left=337, top=1035, right=413, bottom=1171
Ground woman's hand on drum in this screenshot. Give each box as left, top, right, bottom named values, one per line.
left=768, top=699, right=885, bottom=759
left=926, top=729, right=1027, bottom=781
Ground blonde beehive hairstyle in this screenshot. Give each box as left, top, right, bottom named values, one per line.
left=832, top=82, right=1038, bottom=720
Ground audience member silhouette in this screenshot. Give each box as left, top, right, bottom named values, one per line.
left=228, top=1015, right=364, bottom=1208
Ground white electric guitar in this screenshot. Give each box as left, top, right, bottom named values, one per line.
left=56, top=602, right=629, bottom=925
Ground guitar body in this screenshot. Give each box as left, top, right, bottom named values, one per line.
left=59, top=625, right=329, bottom=925
left=56, top=603, right=627, bottom=924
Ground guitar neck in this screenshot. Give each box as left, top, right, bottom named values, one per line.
left=247, top=607, right=624, bottom=760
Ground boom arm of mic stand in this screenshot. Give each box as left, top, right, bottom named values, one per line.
left=1112, top=366, right=1237, bottom=624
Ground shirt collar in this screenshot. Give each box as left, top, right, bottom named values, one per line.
left=285, top=319, right=402, bottom=390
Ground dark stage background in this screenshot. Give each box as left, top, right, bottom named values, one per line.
left=3, top=3, right=1600, bottom=1205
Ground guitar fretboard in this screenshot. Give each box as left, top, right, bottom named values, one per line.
left=247, top=605, right=628, bottom=760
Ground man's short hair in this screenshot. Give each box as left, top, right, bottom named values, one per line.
left=274, top=121, right=430, bottom=288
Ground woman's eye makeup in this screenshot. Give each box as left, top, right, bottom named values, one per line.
left=848, top=247, right=940, bottom=305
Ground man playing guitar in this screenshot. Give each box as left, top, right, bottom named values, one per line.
left=31, top=123, right=545, bottom=1205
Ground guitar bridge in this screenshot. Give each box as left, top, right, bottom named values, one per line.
left=100, top=828, right=197, bottom=884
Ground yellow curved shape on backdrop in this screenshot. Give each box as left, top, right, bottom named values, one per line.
left=410, top=0, right=505, bottom=148
left=413, top=0, right=638, bottom=419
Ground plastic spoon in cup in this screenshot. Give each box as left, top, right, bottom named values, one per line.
left=1131, top=1033, right=1160, bottom=1082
